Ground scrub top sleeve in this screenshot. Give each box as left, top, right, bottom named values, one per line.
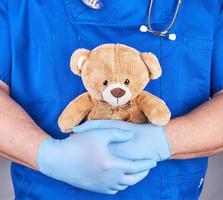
left=0, top=0, right=11, bottom=86
left=210, top=12, right=223, bottom=96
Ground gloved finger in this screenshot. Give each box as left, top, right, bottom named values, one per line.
left=116, top=159, right=157, bottom=174
left=89, top=128, right=134, bottom=143
left=73, top=120, right=135, bottom=133
left=105, top=189, right=119, bottom=195
left=109, top=184, right=128, bottom=191
left=106, top=129, right=135, bottom=143
left=73, top=120, right=103, bottom=132
left=119, top=170, right=150, bottom=186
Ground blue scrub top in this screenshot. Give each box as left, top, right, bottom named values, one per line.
left=1, top=0, right=223, bottom=199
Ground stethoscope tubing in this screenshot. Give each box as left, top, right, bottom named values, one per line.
left=147, top=0, right=183, bottom=36
left=81, top=0, right=183, bottom=41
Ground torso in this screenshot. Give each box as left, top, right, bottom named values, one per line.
left=7, top=0, right=222, bottom=199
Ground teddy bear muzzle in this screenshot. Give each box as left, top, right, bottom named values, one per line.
left=102, top=83, right=132, bottom=107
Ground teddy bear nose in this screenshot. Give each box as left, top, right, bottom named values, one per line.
left=111, top=88, right=126, bottom=98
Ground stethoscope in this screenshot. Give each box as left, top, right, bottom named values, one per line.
left=81, top=0, right=183, bottom=41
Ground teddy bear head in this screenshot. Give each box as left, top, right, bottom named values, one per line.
left=70, top=44, right=161, bottom=107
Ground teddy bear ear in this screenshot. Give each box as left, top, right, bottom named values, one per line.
left=140, top=52, right=162, bottom=80
left=70, top=49, right=90, bottom=76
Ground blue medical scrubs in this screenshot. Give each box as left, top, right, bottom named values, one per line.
left=1, top=0, right=223, bottom=199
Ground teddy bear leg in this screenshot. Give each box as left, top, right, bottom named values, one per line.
left=58, top=111, right=85, bottom=133
left=137, top=91, right=171, bottom=126
left=146, top=102, right=171, bottom=126
left=58, top=93, right=93, bottom=133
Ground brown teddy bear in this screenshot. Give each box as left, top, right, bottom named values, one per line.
left=58, top=44, right=171, bottom=133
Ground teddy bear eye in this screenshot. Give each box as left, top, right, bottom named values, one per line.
left=103, top=80, right=108, bottom=86
left=124, top=79, right=130, bottom=85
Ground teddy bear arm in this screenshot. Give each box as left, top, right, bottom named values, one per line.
left=58, top=93, right=93, bottom=133
left=137, top=91, right=171, bottom=126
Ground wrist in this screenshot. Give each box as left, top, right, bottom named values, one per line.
left=165, top=117, right=185, bottom=158
left=165, top=121, right=176, bottom=158
left=36, top=136, right=55, bottom=171
left=158, top=126, right=171, bottom=160
left=24, top=131, right=49, bottom=170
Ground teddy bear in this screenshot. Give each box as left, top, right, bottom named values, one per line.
left=58, top=44, right=171, bottom=133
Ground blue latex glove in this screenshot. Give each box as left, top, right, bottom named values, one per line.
left=37, top=129, right=157, bottom=195
left=74, top=120, right=171, bottom=162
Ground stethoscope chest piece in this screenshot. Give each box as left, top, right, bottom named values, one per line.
left=82, top=0, right=103, bottom=9
left=140, top=25, right=177, bottom=41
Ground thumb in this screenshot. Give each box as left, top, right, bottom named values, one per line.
left=105, top=129, right=135, bottom=143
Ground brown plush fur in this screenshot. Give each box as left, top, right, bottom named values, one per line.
left=58, top=44, right=171, bottom=133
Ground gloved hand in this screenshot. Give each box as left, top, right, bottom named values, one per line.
left=74, top=120, right=171, bottom=162
left=37, top=129, right=157, bottom=195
